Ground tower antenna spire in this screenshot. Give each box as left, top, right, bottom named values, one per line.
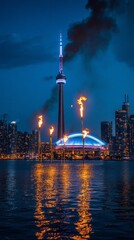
left=59, top=33, right=63, bottom=73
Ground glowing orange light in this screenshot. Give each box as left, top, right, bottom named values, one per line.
left=38, top=115, right=43, bottom=128
left=82, top=128, right=89, bottom=139
left=49, top=126, right=54, bottom=135
left=77, top=96, right=87, bottom=118
left=63, top=134, right=68, bottom=144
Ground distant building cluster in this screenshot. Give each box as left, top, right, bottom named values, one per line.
left=0, top=120, right=50, bottom=159
left=101, top=95, right=134, bottom=159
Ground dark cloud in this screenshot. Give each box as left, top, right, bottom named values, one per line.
left=0, top=34, right=54, bottom=69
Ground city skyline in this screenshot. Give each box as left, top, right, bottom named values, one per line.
left=0, top=0, right=134, bottom=137
left=0, top=95, right=134, bottom=159
left=0, top=94, right=133, bottom=137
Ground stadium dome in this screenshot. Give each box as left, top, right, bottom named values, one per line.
left=56, top=133, right=107, bottom=149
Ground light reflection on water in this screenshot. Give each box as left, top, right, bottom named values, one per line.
left=73, top=165, right=93, bottom=239
left=0, top=160, right=134, bottom=240
left=33, top=163, right=93, bottom=239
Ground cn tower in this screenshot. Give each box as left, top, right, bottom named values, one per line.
left=56, top=34, right=66, bottom=139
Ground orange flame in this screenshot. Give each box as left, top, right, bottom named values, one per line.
left=63, top=134, right=68, bottom=144
left=77, top=96, right=87, bottom=118
left=49, top=126, right=54, bottom=135
left=82, top=128, right=89, bottom=139
left=38, top=115, right=43, bottom=128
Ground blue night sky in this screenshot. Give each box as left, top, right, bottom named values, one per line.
left=0, top=0, right=134, bottom=140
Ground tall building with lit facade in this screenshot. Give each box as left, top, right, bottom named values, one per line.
left=23, top=132, right=31, bottom=155
left=56, top=34, right=66, bottom=139
left=101, top=121, right=112, bottom=150
left=17, top=131, right=32, bottom=156
left=8, top=121, right=17, bottom=154
left=17, top=131, right=24, bottom=154
left=129, top=115, right=134, bottom=158
left=122, top=94, right=130, bottom=118
left=0, top=120, right=7, bottom=154
left=31, top=129, right=39, bottom=155
left=115, top=110, right=129, bottom=157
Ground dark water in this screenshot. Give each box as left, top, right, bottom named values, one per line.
left=0, top=160, right=134, bottom=240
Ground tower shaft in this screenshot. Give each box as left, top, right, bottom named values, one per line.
left=57, top=84, right=64, bottom=139
left=56, top=34, right=66, bottom=139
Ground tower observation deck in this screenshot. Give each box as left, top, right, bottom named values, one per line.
left=56, top=34, right=66, bottom=139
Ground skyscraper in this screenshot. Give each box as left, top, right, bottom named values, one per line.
left=129, top=115, right=134, bottom=158
left=101, top=121, right=112, bottom=150
left=8, top=121, right=17, bottom=154
left=17, top=131, right=24, bottom=154
left=31, top=129, right=39, bottom=155
left=0, top=119, right=7, bottom=154
left=56, top=34, right=66, bottom=139
left=122, top=94, right=130, bottom=118
left=115, top=110, right=129, bottom=157
left=23, top=132, right=31, bottom=155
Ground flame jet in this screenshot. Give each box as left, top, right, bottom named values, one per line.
left=49, top=126, right=54, bottom=136
left=77, top=96, right=87, bottom=160
left=49, top=126, right=54, bottom=160
left=77, top=96, right=87, bottom=128
left=38, top=115, right=43, bottom=129
left=38, top=115, right=43, bottom=160
left=82, top=128, right=90, bottom=139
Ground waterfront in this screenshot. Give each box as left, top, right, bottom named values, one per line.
left=0, top=160, right=134, bottom=239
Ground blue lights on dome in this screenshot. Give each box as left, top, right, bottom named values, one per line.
left=56, top=133, right=106, bottom=148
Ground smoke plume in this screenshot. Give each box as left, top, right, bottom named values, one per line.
left=33, top=86, right=58, bottom=126
left=38, top=0, right=119, bottom=117
left=36, top=0, right=132, bottom=118
left=64, top=0, right=120, bottom=62
left=40, top=86, right=58, bottom=114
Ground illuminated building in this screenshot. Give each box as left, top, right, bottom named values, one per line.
left=129, top=115, right=134, bottom=158
left=101, top=121, right=112, bottom=151
left=16, top=131, right=31, bottom=157
left=31, top=129, right=39, bottom=155
left=115, top=96, right=131, bottom=158
left=8, top=121, right=17, bottom=154
left=23, top=132, right=31, bottom=155
left=115, top=110, right=129, bottom=157
left=17, top=131, right=24, bottom=154
left=56, top=34, right=66, bottom=139
left=55, top=133, right=108, bottom=159
left=122, top=94, right=130, bottom=118
left=0, top=119, right=7, bottom=154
